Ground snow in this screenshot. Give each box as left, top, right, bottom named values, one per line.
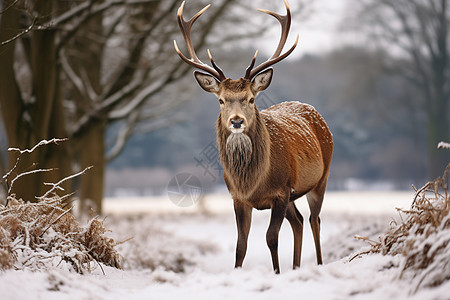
left=438, top=141, right=450, bottom=149
left=1, top=191, right=449, bottom=300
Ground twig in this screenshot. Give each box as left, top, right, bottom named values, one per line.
left=39, top=207, right=74, bottom=237
left=349, top=250, right=371, bottom=262
left=38, top=166, right=93, bottom=200
left=95, top=259, right=106, bottom=276
left=0, top=18, right=37, bottom=46
left=0, top=0, right=19, bottom=14
left=8, top=138, right=68, bottom=154
left=3, top=138, right=68, bottom=191
left=7, top=168, right=56, bottom=197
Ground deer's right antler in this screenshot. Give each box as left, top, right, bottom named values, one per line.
left=173, top=1, right=226, bottom=81
left=244, top=0, right=299, bottom=80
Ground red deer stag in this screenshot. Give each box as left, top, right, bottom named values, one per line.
left=174, top=0, right=333, bottom=273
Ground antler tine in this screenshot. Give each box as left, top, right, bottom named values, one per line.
left=176, top=1, right=209, bottom=62
left=258, top=0, right=291, bottom=59
left=207, top=49, right=226, bottom=81
left=244, top=50, right=258, bottom=79
left=247, top=0, right=298, bottom=80
left=249, top=34, right=298, bottom=79
left=174, top=1, right=226, bottom=81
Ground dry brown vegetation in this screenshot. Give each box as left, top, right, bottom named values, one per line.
left=354, top=163, right=450, bottom=292
left=0, top=140, right=122, bottom=273
left=0, top=195, right=121, bottom=273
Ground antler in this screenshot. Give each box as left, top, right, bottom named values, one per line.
left=244, top=0, right=299, bottom=80
left=174, top=1, right=226, bottom=81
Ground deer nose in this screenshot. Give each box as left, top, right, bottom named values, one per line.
left=231, top=119, right=244, bottom=128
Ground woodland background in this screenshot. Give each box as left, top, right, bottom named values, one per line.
left=0, top=0, right=449, bottom=214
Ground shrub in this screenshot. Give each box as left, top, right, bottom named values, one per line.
left=0, top=139, right=121, bottom=273
left=354, top=164, right=450, bottom=292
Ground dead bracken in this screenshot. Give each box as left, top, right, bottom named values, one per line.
left=0, top=139, right=121, bottom=274
left=0, top=194, right=122, bottom=273
left=353, top=163, right=450, bottom=292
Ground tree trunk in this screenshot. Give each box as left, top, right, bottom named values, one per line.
left=0, top=0, right=72, bottom=201
left=78, top=121, right=106, bottom=214
left=0, top=0, right=24, bottom=150
left=67, top=4, right=105, bottom=213
left=0, top=0, right=36, bottom=201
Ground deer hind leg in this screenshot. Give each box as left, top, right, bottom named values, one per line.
left=266, top=199, right=288, bottom=274
left=233, top=199, right=252, bottom=268
left=306, top=185, right=326, bottom=265
left=285, top=202, right=303, bottom=269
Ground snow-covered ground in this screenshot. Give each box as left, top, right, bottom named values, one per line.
left=2, top=191, right=449, bottom=300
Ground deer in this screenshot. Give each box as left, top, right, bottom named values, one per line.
left=174, top=0, right=333, bottom=273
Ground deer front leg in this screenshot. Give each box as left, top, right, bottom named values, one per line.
left=266, top=199, right=288, bottom=274
left=233, top=199, right=252, bottom=268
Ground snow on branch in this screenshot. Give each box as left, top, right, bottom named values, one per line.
left=3, top=139, right=68, bottom=192
left=438, top=141, right=450, bottom=150
left=61, top=52, right=87, bottom=99
left=105, top=111, right=139, bottom=162
left=44, top=0, right=159, bottom=28
left=107, top=78, right=167, bottom=120
left=8, top=168, right=55, bottom=196
left=39, top=166, right=93, bottom=200
left=7, top=138, right=68, bottom=154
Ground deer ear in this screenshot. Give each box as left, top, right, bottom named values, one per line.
left=194, top=71, right=220, bottom=94
left=251, top=68, right=273, bottom=92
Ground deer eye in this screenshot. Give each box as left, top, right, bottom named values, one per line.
left=249, top=98, right=255, bottom=104
left=219, top=99, right=224, bottom=105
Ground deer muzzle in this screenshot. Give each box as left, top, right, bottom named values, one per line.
left=231, top=119, right=244, bottom=128
left=228, top=116, right=246, bottom=134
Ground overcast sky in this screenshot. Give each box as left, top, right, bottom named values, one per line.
left=254, top=0, right=351, bottom=58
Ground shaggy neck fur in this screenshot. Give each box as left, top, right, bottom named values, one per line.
left=226, top=133, right=253, bottom=169
left=217, top=108, right=271, bottom=197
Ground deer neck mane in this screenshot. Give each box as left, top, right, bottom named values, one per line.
left=216, top=108, right=271, bottom=196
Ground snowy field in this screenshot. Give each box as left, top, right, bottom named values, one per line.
left=2, top=191, right=449, bottom=300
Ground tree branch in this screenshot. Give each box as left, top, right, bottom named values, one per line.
left=0, top=17, right=36, bottom=46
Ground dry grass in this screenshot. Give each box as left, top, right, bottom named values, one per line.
left=0, top=195, right=121, bottom=273
left=0, top=139, right=121, bottom=273
left=353, top=164, right=450, bottom=292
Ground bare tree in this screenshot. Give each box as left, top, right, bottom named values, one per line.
left=353, top=0, right=450, bottom=178
left=0, top=0, right=73, bottom=203
left=61, top=0, right=240, bottom=213
left=0, top=0, right=237, bottom=211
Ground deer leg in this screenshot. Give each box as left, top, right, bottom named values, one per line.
left=233, top=199, right=252, bottom=268
left=266, top=199, right=288, bottom=274
left=309, top=214, right=322, bottom=265
left=285, top=202, right=303, bottom=269
left=307, top=189, right=325, bottom=265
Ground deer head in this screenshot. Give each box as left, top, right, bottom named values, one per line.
left=174, top=0, right=299, bottom=135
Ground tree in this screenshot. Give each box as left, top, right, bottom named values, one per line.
left=0, top=0, right=72, bottom=202
left=61, top=0, right=238, bottom=213
left=353, top=0, right=450, bottom=178
left=0, top=0, right=237, bottom=212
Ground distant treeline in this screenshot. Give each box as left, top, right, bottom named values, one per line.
left=108, top=46, right=444, bottom=190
